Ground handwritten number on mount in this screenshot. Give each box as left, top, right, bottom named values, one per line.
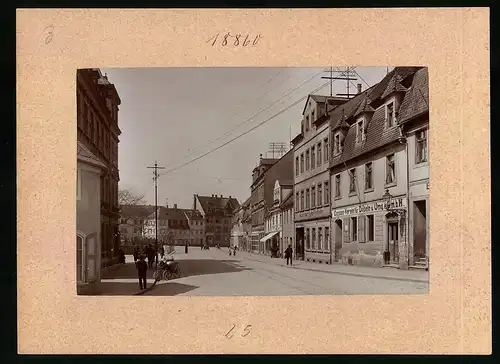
left=225, top=324, right=236, bottom=339
left=225, top=324, right=252, bottom=339
left=207, top=33, right=261, bottom=47
left=241, top=324, right=252, bottom=337
left=43, top=25, right=54, bottom=44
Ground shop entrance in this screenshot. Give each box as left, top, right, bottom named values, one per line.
left=413, top=200, right=427, bottom=267
left=295, top=227, right=305, bottom=260
left=334, top=219, right=343, bottom=261
left=387, top=221, right=399, bottom=264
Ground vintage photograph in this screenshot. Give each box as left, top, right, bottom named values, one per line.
left=76, top=66, right=429, bottom=296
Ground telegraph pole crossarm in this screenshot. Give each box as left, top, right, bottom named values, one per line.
left=147, top=160, right=166, bottom=267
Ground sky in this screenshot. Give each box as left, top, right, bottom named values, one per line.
left=102, top=66, right=393, bottom=209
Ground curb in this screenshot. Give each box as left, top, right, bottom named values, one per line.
left=243, top=256, right=428, bottom=284
left=134, top=280, right=157, bottom=295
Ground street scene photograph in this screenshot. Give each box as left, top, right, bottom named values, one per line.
left=76, top=66, right=429, bottom=296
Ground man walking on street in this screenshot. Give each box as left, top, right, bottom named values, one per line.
left=285, top=244, right=293, bottom=266
left=136, top=255, right=148, bottom=290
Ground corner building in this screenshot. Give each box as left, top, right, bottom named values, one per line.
left=329, top=67, right=422, bottom=269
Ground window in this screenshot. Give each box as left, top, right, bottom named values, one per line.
left=366, top=215, right=374, bottom=241
left=317, top=142, right=322, bottom=165
left=325, top=227, right=330, bottom=251
left=311, top=146, right=315, bottom=168
left=324, top=138, right=329, bottom=161
left=300, top=154, right=304, bottom=173
left=324, top=181, right=329, bottom=205
left=356, top=119, right=365, bottom=143
left=318, top=227, right=323, bottom=250
left=365, top=162, right=373, bottom=190
left=311, top=109, right=315, bottom=122
left=76, top=235, right=84, bottom=282
left=312, top=228, right=316, bottom=250
left=334, top=133, right=341, bottom=154
left=306, top=150, right=310, bottom=170
left=296, top=192, right=300, bottom=211
left=76, top=168, right=82, bottom=201
left=416, top=129, right=428, bottom=163
left=305, top=228, right=310, bottom=249
left=300, top=190, right=304, bottom=211
left=311, top=186, right=316, bottom=208
left=305, top=116, right=309, bottom=131
left=295, top=157, right=299, bottom=176
left=317, top=183, right=322, bottom=206
left=306, top=188, right=310, bottom=209
left=335, top=174, right=341, bottom=198
left=349, top=168, right=356, bottom=193
left=386, top=102, right=395, bottom=127
left=351, top=216, right=358, bottom=241
left=386, top=154, right=396, bottom=185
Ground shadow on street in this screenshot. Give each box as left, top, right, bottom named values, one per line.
left=98, top=281, right=147, bottom=296
left=146, top=282, right=199, bottom=296
left=177, top=259, right=252, bottom=279
left=101, top=262, right=155, bottom=280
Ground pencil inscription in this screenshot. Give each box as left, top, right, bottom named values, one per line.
left=207, top=33, right=262, bottom=47
left=225, top=324, right=252, bottom=339
left=43, top=25, right=54, bottom=44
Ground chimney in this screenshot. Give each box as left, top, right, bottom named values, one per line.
left=166, top=204, right=169, bottom=208
left=193, top=194, right=197, bottom=210
left=357, top=84, right=362, bottom=94
left=220, top=194, right=223, bottom=198
left=260, top=153, right=263, bottom=160
left=229, top=196, right=232, bottom=199
left=174, top=204, right=177, bottom=209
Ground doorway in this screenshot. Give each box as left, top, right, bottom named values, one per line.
left=413, top=200, right=427, bottom=265
left=295, top=228, right=304, bottom=260
left=334, top=219, right=343, bottom=261
left=387, top=221, right=399, bottom=263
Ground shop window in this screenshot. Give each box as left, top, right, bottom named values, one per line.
left=318, top=227, right=323, bottom=250
left=325, top=227, right=330, bottom=251
left=335, top=174, right=341, bottom=198
left=416, top=129, right=428, bottom=164
left=350, top=217, right=358, bottom=241
left=365, top=162, right=373, bottom=190
left=349, top=168, right=356, bottom=193
left=305, top=228, right=310, bottom=250
left=386, top=154, right=396, bottom=185
left=366, top=215, right=374, bottom=241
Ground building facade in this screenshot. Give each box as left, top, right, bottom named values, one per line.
left=293, top=95, right=349, bottom=263
left=119, top=205, right=155, bottom=251
left=77, top=68, right=121, bottom=268
left=261, top=180, right=293, bottom=255
left=77, top=141, right=105, bottom=295
left=280, top=190, right=295, bottom=259
left=398, top=67, right=429, bottom=269
left=194, top=194, right=240, bottom=247
left=329, top=67, right=422, bottom=270
left=241, top=198, right=253, bottom=252
left=250, top=156, right=278, bottom=252
left=143, top=205, right=191, bottom=248
left=230, top=205, right=245, bottom=249
left=182, top=209, right=205, bottom=246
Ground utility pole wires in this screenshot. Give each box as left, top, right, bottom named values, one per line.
left=147, top=160, right=165, bottom=266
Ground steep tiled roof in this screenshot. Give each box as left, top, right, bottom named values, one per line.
left=380, top=72, right=408, bottom=99
left=354, top=97, right=375, bottom=117
left=180, top=209, right=204, bottom=220
left=196, top=195, right=240, bottom=215
left=263, top=149, right=294, bottom=212
left=330, top=67, right=422, bottom=168
left=330, top=96, right=367, bottom=132
left=120, top=204, right=156, bottom=218
left=147, top=206, right=190, bottom=229
left=261, top=158, right=279, bottom=165
left=398, top=67, right=429, bottom=124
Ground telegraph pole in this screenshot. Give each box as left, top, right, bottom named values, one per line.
left=322, top=66, right=358, bottom=99
left=147, top=160, right=165, bottom=266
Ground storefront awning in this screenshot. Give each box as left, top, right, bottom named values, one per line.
left=259, top=231, right=279, bottom=243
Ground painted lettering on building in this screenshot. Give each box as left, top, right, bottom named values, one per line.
left=333, top=198, right=406, bottom=218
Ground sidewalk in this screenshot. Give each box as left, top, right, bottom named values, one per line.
left=241, top=251, right=428, bottom=283
left=99, top=260, right=157, bottom=295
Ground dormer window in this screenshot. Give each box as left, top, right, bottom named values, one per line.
left=334, top=133, right=341, bottom=154
left=305, top=116, right=309, bottom=132
left=386, top=102, right=395, bottom=128
left=311, top=109, right=315, bottom=123
left=356, top=119, right=365, bottom=143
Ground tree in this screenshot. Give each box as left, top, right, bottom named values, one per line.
left=118, top=188, right=146, bottom=206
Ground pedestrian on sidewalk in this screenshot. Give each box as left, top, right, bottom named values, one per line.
left=285, top=244, right=293, bottom=266
left=147, top=245, right=155, bottom=269
left=136, top=255, right=148, bottom=290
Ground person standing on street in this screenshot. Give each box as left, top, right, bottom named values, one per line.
left=285, top=244, right=293, bottom=266
left=136, top=255, right=148, bottom=290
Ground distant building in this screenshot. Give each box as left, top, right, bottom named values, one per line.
left=119, top=204, right=155, bottom=251
left=76, top=141, right=106, bottom=295
left=194, top=194, right=240, bottom=247
left=230, top=204, right=245, bottom=249
left=143, top=205, right=191, bottom=248
left=329, top=67, right=423, bottom=269
left=77, top=68, right=121, bottom=268
left=240, top=198, right=253, bottom=252
left=292, top=95, right=349, bottom=263
left=262, top=180, right=293, bottom=256
left=181, top=208, right=205, bottom=246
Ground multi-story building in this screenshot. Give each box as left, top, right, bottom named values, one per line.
left=398, top=67, right=429, bottom=269
left=230, top=204, right=245, bottom=249
left=143, top=205, right=191, bottom=248
left=119, top=205, right=155, bottom=250
left=194, top=194, right=240, bottom=247
left=76, top=141, right=106, bottom=295
left=77, top=68, right=121, bottom=268
left=292, top=95, right=349, bottom=263
left=262, top=180, right=293, bottom=256
left=280, top=190, right=295, bottom=259
left=250, top=156, right=279, bottom=252
left=329, top=67, right=422, bottom=270
left=181, top=208, right=205, bottom=246
left=240, top=198, right=253, bottom=252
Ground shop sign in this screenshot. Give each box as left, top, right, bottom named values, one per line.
left=333, top=198, right=406, bottom=218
